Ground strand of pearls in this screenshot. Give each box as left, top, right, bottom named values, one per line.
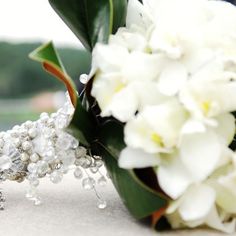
left=0, top=93, right=108, bottom=209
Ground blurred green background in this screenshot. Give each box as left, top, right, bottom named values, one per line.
left=0, top=42, right=91, bottom=130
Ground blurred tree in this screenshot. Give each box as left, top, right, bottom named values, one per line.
left=0, top=42, right=91, bottom=98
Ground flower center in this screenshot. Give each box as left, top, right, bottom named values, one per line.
left=151, top=133, right=164, bottom=147
left=200, top=101, right=212, bottom=116
left=114, top=82, right=125, bottom=93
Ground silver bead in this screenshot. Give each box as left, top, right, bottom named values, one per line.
left=95, top=160, right=104, bottom=168
left=74, top=168, right=83, bottom=179
left=34, top=197, right=42, bottom=206
left=90, top=166, right=99, bottom=174
left=27, top=163, right=37, bottom=173
left=50, top=171, right=63, bottom=184
left=0, top=155, right=12, bottom=170
left=82, top=177, right=95, bottom=190
left=97, top=199, right=107, bottom=209
left=98, top=176, right=107, bottom=186
left=37, top=161, right=49, bottom=176
left=80, top=74, right=89, bottom=84
left=75, top=147, right=87, bottom=159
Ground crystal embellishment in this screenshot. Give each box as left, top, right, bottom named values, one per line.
left=0, top=93, right=108, bottom=210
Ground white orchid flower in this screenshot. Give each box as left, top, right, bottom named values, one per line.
left=120, top=113, right=235, bottom=199
left=91, top=43, right=167, bottom=122
left=109, top=27, right=148, bottom=52
left=126, top=0, right=153, bottom=33
left=158, top=113, right=235, bottom=199
left=123, top=100, right=188, bottom=153
left=179, top=81, right=236, bottom=126
left=166, top=184, right=236, bottom=233
left=157, top=135, right=222, bottom=200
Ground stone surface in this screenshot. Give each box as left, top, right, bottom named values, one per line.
left=0, top=174, right=233, bottom=236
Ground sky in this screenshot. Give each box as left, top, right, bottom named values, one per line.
left=0, top=0, right=82, bottom=47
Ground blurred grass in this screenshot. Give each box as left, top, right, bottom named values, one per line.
left=0, top=111, right=41, bottom=131
left=0, top=112, right=40, bottom=122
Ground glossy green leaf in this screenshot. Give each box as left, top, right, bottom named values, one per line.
left=111, top=0, right=127, bottom=33
left=68, top=96, right=95, bottom=147
left=29, top=41, right=77, bottom=107
left=49, top=0, right=127, bottom=51
left=97, top=121, right=168, bottom=219
left=98, top=144, right=168, bottom=219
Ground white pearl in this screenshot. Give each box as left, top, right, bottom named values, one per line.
left=9, top=130, right=19, bottom=138
left=12, top=125, right=20, bottom=131
left=13, top=138, right=21, bottom=148
left=19, top=128, right=28, bottom=137
left=21, top=153, right=29, bottom=162
left=28, top=128, right=37, bottom=139
left=40, top=113, right=49, bottom=123
left=24, top=121, right=34, bottom=129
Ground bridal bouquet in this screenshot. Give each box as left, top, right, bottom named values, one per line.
left=2, top=0, right=236, bottom=233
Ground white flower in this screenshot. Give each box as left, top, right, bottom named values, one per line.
left=91, top=0, right=236, bottom=231
left=166, top=184, right=236, bottom=233
left=91, top=43, right=166, bottom=122
left=124, top=100, right=188, bottom=153
left=120, top=113, right=235, bottom=199
left=109, top=27, right=148, bottom=52
left=180, top=80, right=236, bottom=124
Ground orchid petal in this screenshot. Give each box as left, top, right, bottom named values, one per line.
left=158, top=62, right=188, bottom=96
left=213, top=113, right=235, bottom=145
left=180, top=131, right=222, bottom=181
left=119, top=147, right=160, bottom=169
left=206, top=206, right=236, bottom=234
left=101, top=85, right=138, bottom=122
left=126, top=0, right=152, bottom=31
left=179, top=184, right=215, bottom=221
left=157, top=154, right=193, bottom=199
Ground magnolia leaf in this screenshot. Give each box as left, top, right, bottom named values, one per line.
left=49, top=0, right=127, bottom=51
left=68, top=97, right=95, bottom=147
left=29, top=41, right=77, bottom=107
left=29, top=42, right=94, bottom=146
left=97, top=121, right=168, bottom=220
left=98, top=144, right=168, bottom=219
left=111, top=0, right=127, bottom=33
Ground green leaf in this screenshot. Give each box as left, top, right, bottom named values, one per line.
left=68, top=97, right=95, bottom=147
left=49, top=0, right=127, bottom=51
left=111, top=0, right=127, bottom=33
left=29, top=41, right=77, bottom=107
left=96, top=121, right=168, bottom=219
left=99, top=144, right=168, bottom=219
